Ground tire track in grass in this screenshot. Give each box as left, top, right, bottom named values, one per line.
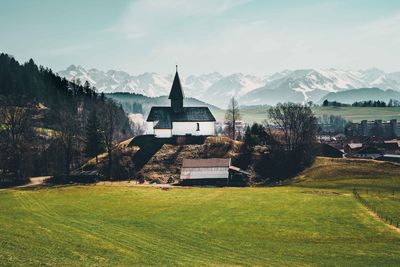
left=31, top=192, right=247, bottom=265
left=52, top=190, right=270, bottom=265
left=17, top=190, right=264, bottom=265
left=13, top=191, right=144, bottom=264
left=18, top=191, right=228, bottom=265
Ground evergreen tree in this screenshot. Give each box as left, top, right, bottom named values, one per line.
left=85, top=108, right=103, bottom=163
left=244, top=126, right=255, bottom=148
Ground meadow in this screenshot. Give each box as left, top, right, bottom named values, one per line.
left=0, top=158, right=400, bottom=266
left=213, top=106, right=400, bottom=123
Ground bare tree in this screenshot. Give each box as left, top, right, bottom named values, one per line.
left=54, top=108, right=80, bottom=176
left=0, top=98, right=35, bottom=181
left=266, top=103, right=316, bottom=152
left=254, top=103, right=317, bottom=181
left=99, top=100, right=123, bottom=179
left=225, top=97, right=241, bottom=140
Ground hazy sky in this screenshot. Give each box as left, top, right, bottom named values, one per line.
left=1, top=0, right=399, bottom=75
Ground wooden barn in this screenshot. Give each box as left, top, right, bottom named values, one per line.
left=180, top=158, right=249, bottom=186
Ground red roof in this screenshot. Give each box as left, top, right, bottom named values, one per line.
left=182, top=158, right=230, bottom=168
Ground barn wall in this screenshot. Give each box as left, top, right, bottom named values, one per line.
left=172, top=122, right=215, bottom=136
left=154, top=129, right=172, bottom=138
left=180, top=167, right=229, bottom=179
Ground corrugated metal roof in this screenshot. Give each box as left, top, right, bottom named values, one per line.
left=182, top=158, right=230, bottom=168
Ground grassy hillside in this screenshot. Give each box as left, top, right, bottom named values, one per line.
left=294, top=157, right=400, bottom=228
left=1, top=157, right=400, bottom=265
left=1, top=185, right=400, bottom=266
left=293, top=157, right=400, bottom=191
left=213, top=105, right=400, bottom=123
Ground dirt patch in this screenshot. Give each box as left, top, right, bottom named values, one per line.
left=301, top=190, right=342, bottom=196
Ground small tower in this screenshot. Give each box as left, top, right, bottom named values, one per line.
left=169, top=65, right=184, bottom=113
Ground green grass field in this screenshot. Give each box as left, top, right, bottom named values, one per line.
left=214, top=106, right=400, bottom=123
left=1, top=158, right=400, bottom=266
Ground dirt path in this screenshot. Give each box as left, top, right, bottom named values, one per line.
left=0, top=176, right=51, bottom=191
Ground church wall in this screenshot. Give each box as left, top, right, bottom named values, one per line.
left=146, top=122, right=154, bottom=135
left=172, top=122, right=215, bottom=136
left=154, top=129, right=172, bottom=138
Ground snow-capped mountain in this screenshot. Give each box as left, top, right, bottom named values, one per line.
left=58, top=65, right=171, bottom=97
left=58, top=65, right=264, bottom=107
left=241, top=68, right=400, bottom=105
left=58, top=65, right=400, bottom=107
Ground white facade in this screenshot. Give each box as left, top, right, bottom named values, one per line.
left=180, top=167, right=229, bottom=180
left=172, top=122, right=215, bottom=136
left=147, top=121, right=215, bottom=138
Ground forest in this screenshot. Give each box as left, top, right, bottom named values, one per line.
left=0, top=53, right=131, bottom=186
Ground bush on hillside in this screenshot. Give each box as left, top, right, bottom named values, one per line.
left=100, top=147, right=136, bottom=181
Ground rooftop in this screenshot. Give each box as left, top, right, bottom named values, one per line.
left=147, top=106, right=216, bottom=129
left=182, top=158, right=231, bottom=168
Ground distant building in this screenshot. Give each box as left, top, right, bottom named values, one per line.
left=346, top=146, right=383, bottom=159
left=344, top=143, right=363, bottom=154
left=349, top=119, right=400, bottom=138
left=146, top=66, right=216, bottom=138
left=316, top=144, right=344, bottom=158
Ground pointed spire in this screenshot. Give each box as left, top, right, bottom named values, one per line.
left=168, top=66, right=185, bottom=100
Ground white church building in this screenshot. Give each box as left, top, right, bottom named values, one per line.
left=146, top=67, right=216, bottom=138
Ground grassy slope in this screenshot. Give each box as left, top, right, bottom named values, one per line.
left=1, top=157, right=400, bottom=266
left=214, top=106, right=400, bottom=123
left=140, top=137, right=242, bottom=182
left=0, top=186, right=399, bottom=266
left=293, top=157, right=400, bottom=191
left=294, top=157, right=400, bottom=230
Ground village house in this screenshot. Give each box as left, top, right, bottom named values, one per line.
left=347, top=146, right=383, bottom=159
left=146, top=66, right=216, bottom=138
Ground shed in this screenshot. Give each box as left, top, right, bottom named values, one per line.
left=180, top=158, right=249, bottom=182
left=180, top=158, right=231, bottom=180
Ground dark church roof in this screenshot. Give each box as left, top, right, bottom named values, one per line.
left=168, top=70, right=185, bottom=100
left=147, top=107, right=216, bottom=129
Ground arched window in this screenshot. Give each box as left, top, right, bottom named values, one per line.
left=196, top=122, right=200, bottom=131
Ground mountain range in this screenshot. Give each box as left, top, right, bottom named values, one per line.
left=58, top=66, right=400, bottom=108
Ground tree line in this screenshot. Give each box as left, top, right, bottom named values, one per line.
left=322, top=99, right=400, bottom=107
left=224, top=97, right=317, bottom=183
left=0, top=54, right=132, bottom=186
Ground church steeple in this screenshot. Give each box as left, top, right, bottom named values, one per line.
left=168, top=65, right=184, bottom=113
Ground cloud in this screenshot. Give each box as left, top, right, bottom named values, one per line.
left=107, top=0, right=250, bottom=39
left=43, top=43, right=92, bottom=56
left=144, top=11, right=400, bottom=74
left=102, top=1, right=400, bottom=74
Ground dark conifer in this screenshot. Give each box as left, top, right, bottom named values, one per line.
left=85, top=108, right=104, bottom=164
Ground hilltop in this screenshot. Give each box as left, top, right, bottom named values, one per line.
left=83, top=136, right=247, bottom=184
left=138, top=136, right=243, bottom=182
